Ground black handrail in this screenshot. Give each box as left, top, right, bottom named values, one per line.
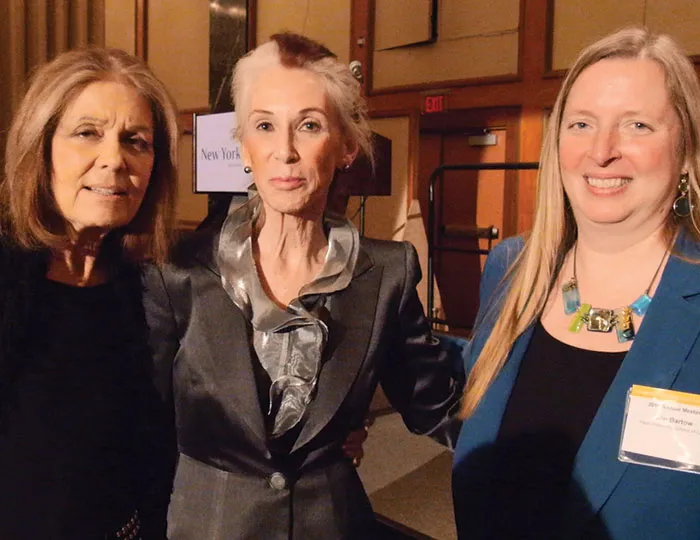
left=427, top=162, right=540, bottom=328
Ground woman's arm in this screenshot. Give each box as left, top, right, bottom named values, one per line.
left=379, top=242, right=463, bottom=448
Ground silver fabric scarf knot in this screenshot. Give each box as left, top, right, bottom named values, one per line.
left=217, top=197, right=359, bottom=438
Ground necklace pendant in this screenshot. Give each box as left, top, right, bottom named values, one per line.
left=615, top=306, right=635, bottom=343
left=562, top=278, right=581, bottom=315
left=629, top=293, right=652, bottom=316
left=568, top=303, right=591, bottom=333
left=586, top=307, right=614, bottom=333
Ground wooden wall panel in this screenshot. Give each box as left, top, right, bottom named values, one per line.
left=257, top=0, right=351, bottom=62
left=647, top=0, right=700, bottom=57
left=147, top=0, right=209, bottom=110
left=372, top=0, right=520, bottom=90
left=105, top=0, right=136, bottom=54
left=347, top=116, right=412, bottom=240
left=441, top=0, right=519, bottom=39
left=373, top=32, right=518, bottom=90
left=551, top=0, right=700, bottom=70
left=551, top=0, right=644, bottom=71
left=374, top=0, right=432, bottom=50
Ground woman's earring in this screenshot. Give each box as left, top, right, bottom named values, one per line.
left=244, top=166, right=252, bottom=174
left=673, top=172, right=692, bottom=217
left=342, top=163, right=351, bottom=172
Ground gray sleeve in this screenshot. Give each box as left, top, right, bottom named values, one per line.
left=142, top=264, right=181, bottom=404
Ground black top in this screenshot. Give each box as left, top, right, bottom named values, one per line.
left=0, top=276, right=173, bottom=539
left=467, top=321, right=625, bottom=539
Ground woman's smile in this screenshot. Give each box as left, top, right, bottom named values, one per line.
left=583, top=174, right=633, bottom=195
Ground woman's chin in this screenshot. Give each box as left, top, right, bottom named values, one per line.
left=263, top=196, right=325, bottom=220
left=66, top=215, right=134, bottom=239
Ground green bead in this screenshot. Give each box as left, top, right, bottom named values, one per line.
left=568, top=303, right=591, bottom=333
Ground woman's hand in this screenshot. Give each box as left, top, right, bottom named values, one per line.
left=342, top=417, right=372, bottom=467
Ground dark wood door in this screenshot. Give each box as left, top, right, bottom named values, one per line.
left=418, top=125, right=508, bottom=335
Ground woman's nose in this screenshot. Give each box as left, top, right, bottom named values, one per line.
left=274, top=130, right=300, bottom=163
left=97, top=135, right=126, bottom=170
left=587, top=128, right=621, bottom=166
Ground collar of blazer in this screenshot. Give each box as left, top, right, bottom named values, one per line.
left=179, top=209, right=380, bottom=454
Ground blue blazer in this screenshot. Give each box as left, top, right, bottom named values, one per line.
left=453, top=234, right=700, bottom=539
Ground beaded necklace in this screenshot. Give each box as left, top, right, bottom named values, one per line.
left=562, top=244, right=669, bottom=343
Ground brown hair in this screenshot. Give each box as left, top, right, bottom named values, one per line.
left=1, top=47, right=179, bottom=264
left=231, top=31, right=373, bottom=163
left=461, top=27, right=700, bottom=418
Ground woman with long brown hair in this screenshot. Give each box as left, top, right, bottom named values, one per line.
left=0, top=48, right=179, bottom=539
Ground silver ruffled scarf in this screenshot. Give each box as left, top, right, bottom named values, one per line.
left=217, top=197, right=359, bottom=438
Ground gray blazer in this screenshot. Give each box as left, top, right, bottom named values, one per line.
left=143, top=220, right=461, bottom=540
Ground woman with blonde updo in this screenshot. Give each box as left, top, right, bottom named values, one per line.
left=145, top=32, right=461, bottom=539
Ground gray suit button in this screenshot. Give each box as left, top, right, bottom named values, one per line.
left=268, top=472, right=287, bottom=490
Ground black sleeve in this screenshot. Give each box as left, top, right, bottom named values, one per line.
left=379, top=242, right=463, bottom=448
left=123, top=267, right=178, bottom=539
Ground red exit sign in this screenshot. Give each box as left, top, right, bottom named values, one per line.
left=423, top=94, right=447, bottom=114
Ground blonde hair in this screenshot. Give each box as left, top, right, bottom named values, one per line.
left=231, top=32, right=373, bottom=163
left=461, top=27, right=700, bottom=418
left=1, top=47, right=179, bottom=264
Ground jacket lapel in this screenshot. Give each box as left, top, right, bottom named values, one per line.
left=292, top=248, right=379, bottom=452
left=564, top=236, right=700, bottom=536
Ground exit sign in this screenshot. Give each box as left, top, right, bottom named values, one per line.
left=423, top=94, right=447, bottom=114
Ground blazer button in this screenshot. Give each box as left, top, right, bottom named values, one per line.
left=268, top=472, right=287, bottom=490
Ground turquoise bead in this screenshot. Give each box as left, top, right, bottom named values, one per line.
left=629, top=293, right=652, bottom=316
left=562, top=282, right=581, bottom=315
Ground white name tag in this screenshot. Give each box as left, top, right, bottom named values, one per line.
left=619, top=385, right=700, bottom=474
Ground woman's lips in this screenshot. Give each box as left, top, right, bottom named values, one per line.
left=583, top=175, right=631, bottom=195
left=84, top=186, right=127, bottom=197
left=269, top=176, right=305, bottom=189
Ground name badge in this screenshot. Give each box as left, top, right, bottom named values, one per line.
left=619, top=385, right=700, bottom=474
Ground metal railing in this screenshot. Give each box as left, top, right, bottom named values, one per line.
left=426, top=162, right=540, bottom=328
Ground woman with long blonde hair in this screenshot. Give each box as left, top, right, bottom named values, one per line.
left=453, top=27, right=700, bottom=539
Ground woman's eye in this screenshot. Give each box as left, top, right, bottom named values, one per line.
left=255, top=121, right=273, bottom=131
left=75, top=128, right=99, bottom=139
left=569, top=121, right=589, bottom=130
left=128, top=137, right=153, bottom=152
left=300, top=120, right=322, bottom=132
left=632, top=122, right=651, bottom=131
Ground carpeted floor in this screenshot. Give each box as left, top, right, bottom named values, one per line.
left=357, top=412, right=457, bottom=540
